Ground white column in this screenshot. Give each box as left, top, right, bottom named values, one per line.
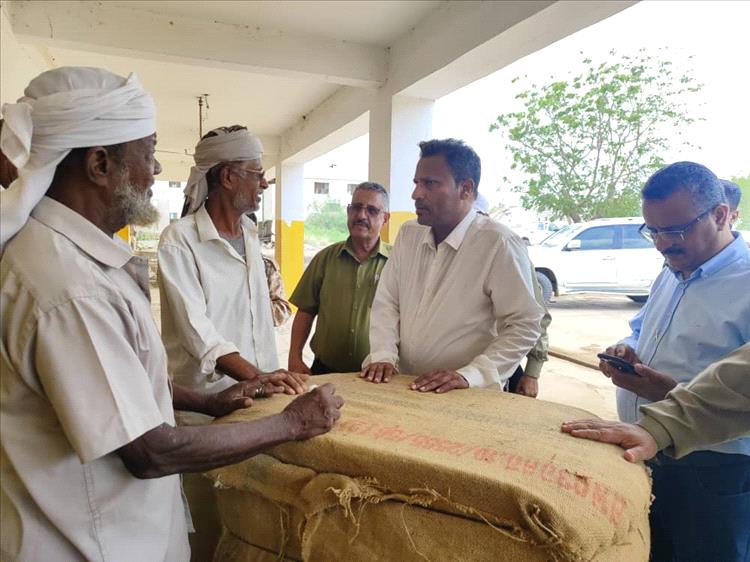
left=274, top=161, right=305, bottom=295
left=368, top=91, right=434, bottom=240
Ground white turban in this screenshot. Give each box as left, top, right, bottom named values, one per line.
left=0, top=66, right=156, bottom=249
left=183, top=128, right=263, bottom=215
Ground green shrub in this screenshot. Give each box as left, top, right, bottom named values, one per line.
left=305, top=199, right=348, bottom=246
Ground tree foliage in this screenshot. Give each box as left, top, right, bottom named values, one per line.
left=304, top=198, right=348, bottom=246
left=490, top=50, right=702, bottom=222
left=730, top=174, right=750, bottom=230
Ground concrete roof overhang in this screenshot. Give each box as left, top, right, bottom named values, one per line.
left=1, top=0, right=636, bottom=180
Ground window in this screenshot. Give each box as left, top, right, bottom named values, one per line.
left=314, top=182, right=329, bottom=195
left=168, top=181, right=182, bottom=188
left=571, top=226, right=617, bottom=250
left=621, top=224, right=654, bottom=249
left=347, top=183, right=359, bottom=195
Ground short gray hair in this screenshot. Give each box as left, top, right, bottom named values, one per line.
left=353, top=181, right=389, bottom=210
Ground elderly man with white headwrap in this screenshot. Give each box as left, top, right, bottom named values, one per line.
left=0, top=68, right=343, bottom=562
left=157, top=125, right=309, bottom=559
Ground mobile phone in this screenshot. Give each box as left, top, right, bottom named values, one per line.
left=596, top=353, right=636, bottom=374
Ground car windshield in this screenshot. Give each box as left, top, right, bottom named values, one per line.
left=539, top=224, right=577, bottom=246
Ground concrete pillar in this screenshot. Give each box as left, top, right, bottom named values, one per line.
left=368, top=92, right=434, bottom=242
left=275, top=161, right=305, bottom=296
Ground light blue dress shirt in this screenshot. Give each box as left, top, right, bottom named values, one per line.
left=617, top=233, right=750, bottom=455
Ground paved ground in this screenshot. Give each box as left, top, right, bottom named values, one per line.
left=150, top=283, right=642, bottom=420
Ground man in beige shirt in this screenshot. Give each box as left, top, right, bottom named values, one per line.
left=562, top=343, right=749, bottom=462
left=0, top=67, right=342, bottom=562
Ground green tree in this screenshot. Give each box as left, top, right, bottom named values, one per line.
left=490, top=50, right=702, bottom=222
left=304, top=198, right=348, bottom=246
left=730, top=174, right=750, bottom=230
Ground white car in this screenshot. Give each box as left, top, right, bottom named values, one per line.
left=526, top=217, right=665, bottom=303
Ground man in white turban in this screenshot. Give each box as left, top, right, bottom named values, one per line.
left=157, top=125, right=309, bottom=559
left=0, top=68, right=343, bottom=562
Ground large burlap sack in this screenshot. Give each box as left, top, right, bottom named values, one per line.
left=213, top=529, right=292, bottom=562
left=208, top=374, right=651, bottom=561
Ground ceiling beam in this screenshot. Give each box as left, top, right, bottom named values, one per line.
left=7, top=0, right=387, bottom=88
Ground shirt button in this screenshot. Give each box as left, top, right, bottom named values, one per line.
left=350, top=329, right=355, bottom=333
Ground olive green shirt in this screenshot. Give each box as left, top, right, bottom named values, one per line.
left=290, top=238, right=390, bottom=372
left=637, top=343, right=750, bottom=459
left=524, top=263, right=551, bottom=378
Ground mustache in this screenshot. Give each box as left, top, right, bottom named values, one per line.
left=414, top=202, right=430, bottom=211
left=353, top=219, right=370, bottom=227
left=662, top=247, right=685, bottom=256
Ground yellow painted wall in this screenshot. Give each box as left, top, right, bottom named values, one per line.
left=275, top=219, right=304, bottom=299
left=381, top=210, right=416, bottom=243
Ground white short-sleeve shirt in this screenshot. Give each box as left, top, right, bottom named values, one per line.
left=0, top=197, right=190, bottom=561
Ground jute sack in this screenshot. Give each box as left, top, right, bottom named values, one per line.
left=213, top=529, right=294, bottom=562
left=208, top=374, right=651, bottom=561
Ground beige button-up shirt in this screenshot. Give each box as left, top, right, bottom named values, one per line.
left=157, top=206, right=278, bottom=397
left=0, top=197, right=189, bottom=561
left=365, top=210, right=544, bottom=389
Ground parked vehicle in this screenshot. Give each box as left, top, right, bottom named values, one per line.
left=513, top=221, right=562, bottom=246
left=526, top=217, right=664, bottom=303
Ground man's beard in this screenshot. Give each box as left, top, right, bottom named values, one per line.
left=233, top=190, right=259, bottom=213
left=113, top=180, right=160, bottom=227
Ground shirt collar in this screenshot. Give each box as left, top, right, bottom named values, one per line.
left=339, top=237, right=389, bottom=260
left=672, top=232, right=750, bottom=281
left=195, top=204, right=221, bottom=242
left=422, top=209, right=477, bottom=250
left=31, top=196, right=132, bottom=268
left=195, top=205, right=257, bottom=243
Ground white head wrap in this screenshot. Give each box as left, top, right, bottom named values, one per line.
left=183, top=128, right=263, bottom=214
left=0, top=66, right=156, bottom=249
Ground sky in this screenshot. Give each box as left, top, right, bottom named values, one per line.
left=307, top=0, right=750, bottom=212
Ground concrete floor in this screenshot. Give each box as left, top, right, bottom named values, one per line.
left=151, top=286, right=642, bottom=420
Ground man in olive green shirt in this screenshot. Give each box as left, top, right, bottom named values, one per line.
left=289, top=182, right=391, bottom=374
left=562, top=343, right=750, bottom=461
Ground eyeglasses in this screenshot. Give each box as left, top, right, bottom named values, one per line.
left=638, top=207, right=713, bottom=243
left=233, top=168, right=266, bottom=182
left=347, top=203, right=383, bottom=217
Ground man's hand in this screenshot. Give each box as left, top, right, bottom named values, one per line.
left=260, top=369, right=309, bottom=395
left=282, top=383, right=344, bottom=440
left=410, top=370, right=469, bottom=394
left=204, top=377, right=286, bottom=418
left=287, top=357, right=312, bottom=376
left=560, top=419, right=659, bottom=463
left=610, top=363, right=678, bottom=402
left=599, top=344, right=640, bottom=378
left=360, top=362, right=398, bottom=384
left=514, top=375, right=538, bottom=398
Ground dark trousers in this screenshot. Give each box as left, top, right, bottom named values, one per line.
left=647, top=450, right=750, bottom=562
left=506, top=365, right=524, bottom=393
left=311, top=357, right=334, bottom=375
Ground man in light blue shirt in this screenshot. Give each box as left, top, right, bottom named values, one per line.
left=599, top=161, right=750, bottom=562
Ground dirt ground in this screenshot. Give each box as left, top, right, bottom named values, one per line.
left=151, top=284, right=642, bottom=420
